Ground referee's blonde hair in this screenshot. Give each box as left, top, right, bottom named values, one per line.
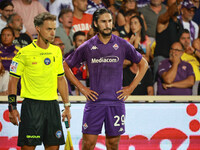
left=34, top=12, right=56, bottom=27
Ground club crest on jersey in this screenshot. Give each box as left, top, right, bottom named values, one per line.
left=113, top=43, right=119, bottom=50
left=83, top=123, right=88, bottom=130
left=55, top=130, right=62, bottom=139
left=44, top=58, right=51, bottom=65
left=182, top=66, right=187, bottom=70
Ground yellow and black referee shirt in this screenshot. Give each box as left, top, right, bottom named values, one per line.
left=10, top=40, right=64, bottom=100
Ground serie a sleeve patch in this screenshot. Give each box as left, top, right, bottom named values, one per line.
left=10, top=61, right=18, bottom=73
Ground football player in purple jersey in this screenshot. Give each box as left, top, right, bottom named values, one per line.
left=63, top=8, right=148, bottom=150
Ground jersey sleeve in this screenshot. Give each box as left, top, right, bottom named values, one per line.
left=64, top=42, right=87, bottom=68
left=124, top=40, right=142, bottom=64
left=9, top=50, right=25, bottom=78
left=57, top=47, right=65, bottom=77
left=158, top=60, right=169, bottom=77
left=186, top=62, right=195, bottom=77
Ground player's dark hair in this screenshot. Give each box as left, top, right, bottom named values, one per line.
left=73, top=31, right=85, bottom=42
left=92, top=8, right=113, bottom=32
left=0, top=0, right=13, bottom=10
left=34, top=12, right=56, bottom=27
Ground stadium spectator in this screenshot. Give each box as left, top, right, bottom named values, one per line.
left=123, top=48, right=154, bottom=95
left=63, top=8, right=148, bottom=149
left=0, top=56, right=9, bottom=95
left=12, top=0, right=47, bottom=38
left=8, top=12, right=71, bottom=149
left=107, top=0, right=122, bottom=24
left=52, top=36, right=65, bottom=56
left=56, top=8, right=74, bottom=55
left=137, top=0, right=150, bottom=8
left=192, top=33, right=200, bottom=58
left=157, top=42, right=195, bottom=95
left=42, top=0, right=74, bottom=27
left=192, top=0, right=200, bottom=25
left=0, top=27, right=19, bottom=71
left=153, top=0, right=184, bottom=82
left=65, top=31, right=87, bottom=96
left=86, top=0, right=106, bottom=14
left=0, top=0, right=14, bottom=32
left=179, top=29, right=200, bottom=81
left=179, top=0, right=199, bottom=43
left=7, top=13, right=32, bottom=48
left=72, top=0, right=93, bottom=34
left=138, top=0, right=167, bottom=44
left=192, top=32, right=200, bottom=95
left=52, top=36, right=73, bottom=95
left=117, top=10, right=138, bottom=38
left=129, top=15, right=151, bottom=62
left=116, top=0, right=146, bottom=29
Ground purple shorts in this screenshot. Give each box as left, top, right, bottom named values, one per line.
left=82, top=104, right=125, bottom=136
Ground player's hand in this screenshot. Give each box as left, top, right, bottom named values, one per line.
left=9, top=109, right=21, bottom=126
left=80, top=86, right=99, bottom=101
left=62, top=107, right=71, bottom=127
left=116, top=86, right=133, bottom=101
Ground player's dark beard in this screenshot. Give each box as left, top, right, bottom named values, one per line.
left=99, top=28, right=112, bottom=36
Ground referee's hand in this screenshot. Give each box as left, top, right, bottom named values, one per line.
left=62, top=107, right=71, bottom=127
left=9, top=109, right=21, bottom=126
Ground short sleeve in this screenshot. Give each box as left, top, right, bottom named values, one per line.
left=124, top=40, right=142, bottom=64
left=10, top=50, right=25, bottom=78
left=56, top=48, right=65, bottom=77
left=158, top=60, right=169, bottom=77
left=64, top=42, right=87, bottom=68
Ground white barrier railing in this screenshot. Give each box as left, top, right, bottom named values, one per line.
left=0, top=96, right=200, bottom=102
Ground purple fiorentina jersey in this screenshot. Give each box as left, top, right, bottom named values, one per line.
left=65, top=34, right=142, bottom=105
left=157, top=59, right=194, bottom=95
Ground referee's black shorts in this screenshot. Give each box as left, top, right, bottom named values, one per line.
left=18, top=98, right=65, bottom=146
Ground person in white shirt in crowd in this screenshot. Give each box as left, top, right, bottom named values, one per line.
left=38, top=0, right=74, bottom=27
left=179, top=0, right=199, bottom=43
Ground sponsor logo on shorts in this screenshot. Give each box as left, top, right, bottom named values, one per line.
left=119, top=128, right=124, bottom=132
left=83, top=123, right=88, bottom=130
left=10, top=61, right=18, bottom=73
left=113, top=43, right=119, bottom=50
left=55, top=130, right=62, bottom=138
left=44, top=58, right=51, bottom=65
left=91, top=56, right=119, bottom=64
left=26, top=135, right=40, bottom=139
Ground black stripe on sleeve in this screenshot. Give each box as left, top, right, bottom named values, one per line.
left=57, top=72, right=64, bottom=77
left=10, top=72, right=21, bottom=78
left=32, top=42, right=36, bottom=48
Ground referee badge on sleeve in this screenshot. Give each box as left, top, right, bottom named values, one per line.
left=10, top=61, right=18, bottom=73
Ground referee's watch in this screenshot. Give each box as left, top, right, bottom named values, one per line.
left=64, top=102, right=71, bottom=107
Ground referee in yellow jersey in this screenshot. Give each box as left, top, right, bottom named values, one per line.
left=8, top=12, right=71, bottom=150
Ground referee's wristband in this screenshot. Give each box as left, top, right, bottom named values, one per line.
left=8, top=95, right=17, bottom=112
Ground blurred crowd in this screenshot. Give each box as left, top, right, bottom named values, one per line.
left=0, top=0, right=200, bottom=96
